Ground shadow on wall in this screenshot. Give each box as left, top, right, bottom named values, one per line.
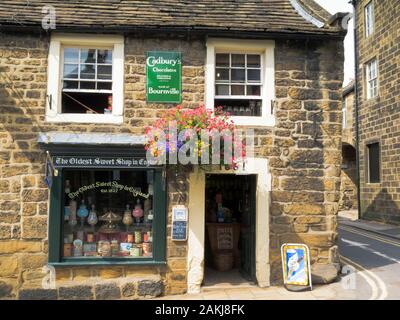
left=0, top=68, right=47, bottom=160
left=362, top=188, right=400, bottom=225
left=340, top=143, right=358, bottom=211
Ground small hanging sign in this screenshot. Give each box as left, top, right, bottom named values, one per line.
left=171, top=205, right=188, bottom=241
left=45, top=151, right=58, bottom=188
left=281, top=243, right=312, bottom=291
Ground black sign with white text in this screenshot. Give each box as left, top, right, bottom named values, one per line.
left=53, top=156, right=152, bottom=168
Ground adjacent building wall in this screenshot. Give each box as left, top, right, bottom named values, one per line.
left=355, top=0, right=400, bottom=224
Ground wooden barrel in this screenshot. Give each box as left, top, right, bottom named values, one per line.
left=213, top=250, right=234, bottom=271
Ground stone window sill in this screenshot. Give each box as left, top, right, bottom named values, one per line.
left=230, top=115, right=275, bottom=127
left=45, top=113, right=123, bottom=124
left=49, top=260, right=166, bottom=267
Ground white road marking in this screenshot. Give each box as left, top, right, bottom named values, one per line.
left=341, top=238, right=400, bottom=264
left=340, top=230, right=390, bottom=299
left=340, top=255, right=388, bottom=300
left=341, top=238, right=368, bottom=247
left=340, top=256, right=378, bottom=300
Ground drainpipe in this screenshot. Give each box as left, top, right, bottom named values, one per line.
left=351, top=0, right=361, bottom=219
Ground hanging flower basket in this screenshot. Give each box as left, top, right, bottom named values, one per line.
left=144, top=105, right=246, bottom=171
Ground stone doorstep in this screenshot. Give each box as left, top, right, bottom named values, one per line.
left=18, top=275, right=164, bottom=300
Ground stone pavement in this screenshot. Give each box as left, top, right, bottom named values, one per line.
left=338, top=212, right=400, bottom=240
left=157, top=279, right=371, bottom=300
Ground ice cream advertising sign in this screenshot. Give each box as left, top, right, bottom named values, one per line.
left=281, top=243, right=312, bottom=290
left=146, top=51, right=182, bottom=103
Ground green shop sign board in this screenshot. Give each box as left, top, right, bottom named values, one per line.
left=146, top=51, right=182, bottom=103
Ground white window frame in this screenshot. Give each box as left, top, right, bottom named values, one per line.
left=366, top=59, right=378, bottom=100
left=46, top=34, right=124, bottom=124
left=206, top=38, right=275, bottom=127
left=365, top=1, right=374, bottom=38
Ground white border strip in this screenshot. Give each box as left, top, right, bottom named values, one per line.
left=289, top=0, right=325, bottom=28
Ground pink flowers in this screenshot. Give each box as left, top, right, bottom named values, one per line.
left=144, top=105, right=246, bottom=168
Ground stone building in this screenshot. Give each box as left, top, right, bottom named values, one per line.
left=0, top=1, right=346, bottom=299
left=353, top=0, right=400, bottom=224
left=340, top=81, right=358, bottom=211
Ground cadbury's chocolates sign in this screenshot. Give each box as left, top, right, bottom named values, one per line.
left=146, top=51, right=182, bottom=103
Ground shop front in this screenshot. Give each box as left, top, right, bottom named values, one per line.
left=41, top=140, right=167, bottom=267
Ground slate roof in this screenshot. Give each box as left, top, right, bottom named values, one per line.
left=0, top=0, right=345, bottom=37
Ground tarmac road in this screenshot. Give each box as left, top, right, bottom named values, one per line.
left=338, top=224, right=400, bottom=300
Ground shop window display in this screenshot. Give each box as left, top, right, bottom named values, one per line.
left=62, top=169, right=154, bottom=259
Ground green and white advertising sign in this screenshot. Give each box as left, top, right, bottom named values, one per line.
left=146, top=51, right=182, bottom=103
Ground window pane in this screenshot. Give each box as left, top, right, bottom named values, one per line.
left=371, top=61, right=377, bottom=78
left=368, top=143, right=380, bottom=183
left=216, top=54, right=229, bottom=67
left=62, top=92, right=110, bottom=114
left=247, top=69, right=261, bottom=82
left=63, top=81, right=79, bottom=89
left=80, top=64, right=96, bottom=79
left=231, top=69, right=245, bottom=83
left=81, top=49, right=97, bottom=63
left=247, top=85, right=261, bottom=96
left=215, top=85, right=229, bottom=95
left=62, top=170, right=154, bottom=259
left=215, top=68, right=229, bottom=82
left=365, top=2, right=374, bottom=36
left=64, top=64, right=79, bottom=79
left=231, top=85, right=245, bottom=96
left=97, top=82, right=112, bottom=90
left=97, top=50, right=112, bottom=64
left=231, top=54, right=245, bottom=67
left=247, top=54, right=261, bottom=67
left=215, top=99, right=261, bottom=117
left=80, top=81, right=96, bottom=90
left=64, top=48, right=79, bottom=63
left=97, top=65, right=112, bottom=80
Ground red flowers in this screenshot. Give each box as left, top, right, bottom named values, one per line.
left=144, top=105, right=246, bottom=168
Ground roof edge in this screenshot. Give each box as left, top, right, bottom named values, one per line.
left=289, top=0, right=326, bottom=28
left=0, top=24, right=347, bottom=40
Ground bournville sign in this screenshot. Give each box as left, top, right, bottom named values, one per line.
left=53, top=156, right=152, bottom=168
left=146, top=51, right=182, bottom=103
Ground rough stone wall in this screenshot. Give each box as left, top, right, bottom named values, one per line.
left=356, top=0, right=400, bottom=224
left=0, top=31, right=204, bottom=299
left=268, top=39, right=344, bottom=283
left=340, top=90, right=358, bottom=211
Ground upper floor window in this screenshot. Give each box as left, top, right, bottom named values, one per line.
left=365, top=2, right=374, bottom=37
left=215, top=53, right=262, bottom=117
left=62, top=48, right=113, bottom=114
left=366, top=59, right=378, bottom=99
left=46, top=34, right=124, bottom=124
left=206, top=38, right=275, bottom=127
